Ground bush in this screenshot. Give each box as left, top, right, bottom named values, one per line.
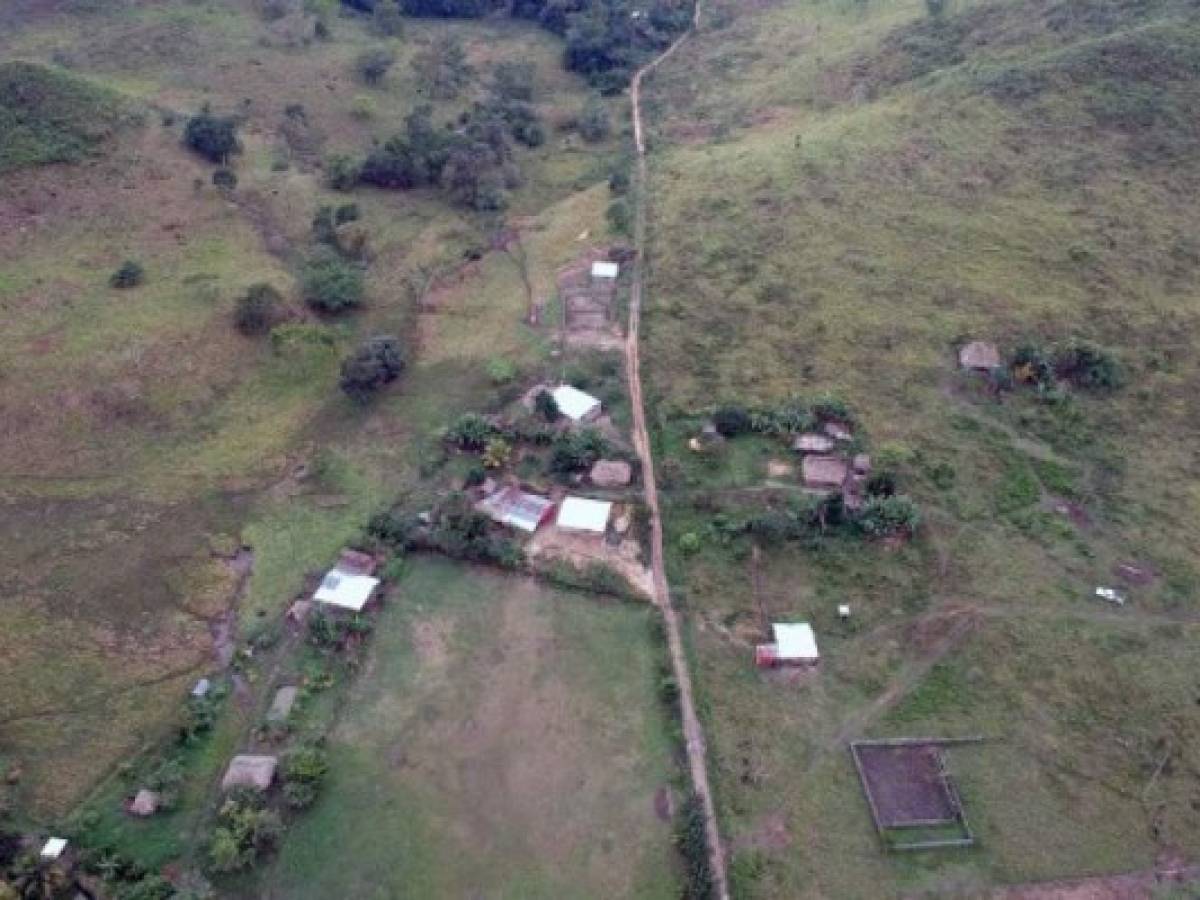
left=864, top=471, right=897, bottom=498
left=282, top=745, right=329, bottom=785
left=549, top=428, right=608, bottom=474
left=411, top=34, right=474, bottom=100
left=339, top=334, right=405, bottom=401
left=212, top=167, right=237, bottom=191
left=335, top=202, right=360, bottom=224
left=606, top=199, right=631, bottom=235
left=678, top=532, right=701, bottom=554
left=109, top=259, right=144, bottom=289
left=445, top=413, right=497, bottom=451
left=208, top=793, right=282, bottom=873
left=857, top=495, right=921, bottom=537
left=301, top=254, right=364, bottom=313
left=325, top=153, right=360, bottom=190
left=482, top=437, right=512, bottom=469
left=577, top=95, right=610, bottom=141
left=608, top=165, right=629, bottom=195
left=183, top=109, right=239, bottom=164
left=356, top=48, right=396, bottom=86
left=534, top=389, right=559, bottom=422
left=1055, top=340, right=1124, bottom=391
left=492, top=61, right=535, bottom=101
left=234, top=282, right=283, bottom=335
left=712, top=405, right=751, bottom=437
left=282, top=781, right=318, bottom=809
left=675, top=794, right=714, bottom=899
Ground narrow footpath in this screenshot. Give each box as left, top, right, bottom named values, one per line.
left=625, top=7, right=731, bottom=898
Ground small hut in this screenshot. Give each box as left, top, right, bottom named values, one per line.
left=756, top=623, right=820, bottom=668
left=958, top=341, right=1001, bottom=371
left=802, top=455, right=850, bottom=491
left=221, top=755, right=277, bottom=792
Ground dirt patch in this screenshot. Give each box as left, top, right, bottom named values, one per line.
left=527, top=525, right=654, bottom=599
left=1113, top=561, right=1158, bottom=586
left=904, top=606, right=979, bottom=658
left=653, top=785, right=675, bottom=822
left=556, top=248, right=626, bottom=350
left=854, top=743, right=958, bottom=827
left=1043, top=494, right=1092, bottom=528
left=736, top=811, right=792, bottom=852
left=996, top=857, right=1200, bottom=899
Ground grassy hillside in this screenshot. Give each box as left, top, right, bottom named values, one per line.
left=0, top=0, right=626, bottom=822
left=0, top=61, right=133, bottom=172
left=642, top=0, right=1200, bottom=894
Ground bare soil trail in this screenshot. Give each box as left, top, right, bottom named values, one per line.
left=625, top=4, right=731, bottom=897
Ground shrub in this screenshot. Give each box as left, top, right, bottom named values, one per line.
left=712, top=405, right=751, bottom=437
left=184, top=110, right=239, bottom=164
left=301, top=254, right=364, bottom=313
left=549, top=428, right=608, bottom=474
left=339, top=334, right=405, bottom=401
left=109, top=259, right=144, bottom=289
left=325, top=153, right=360, bottom=190
left=212, top=167, right=237, bottom=191
left=857, top=495, right=921, bottom=537
left=208, top=793, right=282, bottom=873
left=1011, top=343, right=1055, bottom=389
left=606, top=199, right=631, bottom=235
left=350, top=94, right=377, bottom=121
left=335, top=202, right=360, bottom=224
left=864, top=471, right=897, bottom=498
left=411, top=34, right=474, bottom=100
left=608, top=165, right=629, bottom=194
left=577, top=95, right=610, bottom=141
left=282, top=781, right=318, bottom=809
left=678, top=532, right=701, bottom=554
left=534, top=389, right=559, bottom=422
left=482, top=437, right=512, bottom=469
left=675, top=794, right=714, bottom=900
left=356, top=48, right=396, bottom=86
left=445, top=413, right=497, bottom=451
left=281, top=745, right=328, bottom=785
left=492, top=61, right=535, bottom=101
left=1055, top=340, right=1124, bottom=391
left=234, top=282, right=283, bottom=335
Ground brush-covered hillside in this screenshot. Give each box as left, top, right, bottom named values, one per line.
left=643, top=0, right=1200, bottom=895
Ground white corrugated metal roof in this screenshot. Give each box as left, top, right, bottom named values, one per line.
left=773, top=623, right=819, bottom=661
left=591, top=260, right=619, bottom=279
left=41, top=838, right=67, bottom=860
left=313, top=570, right=380, bottom=611
left=479, top=487, right=554, bottom=532
left=557, top=496, right=612, bottom=533
left=552, top=384, right=601, bottom=422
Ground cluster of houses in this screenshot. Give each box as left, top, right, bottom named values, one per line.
left=792, top=421, right=872, bottom=509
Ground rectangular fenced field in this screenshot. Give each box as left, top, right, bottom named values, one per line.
left=850, top=738, right=982, bottom=851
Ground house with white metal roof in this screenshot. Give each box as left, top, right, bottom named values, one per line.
left=557, top=496, right=612, bottom=533
left=312, top=569, right=381, bottom=612
left=755, top=622, right=820, bottom=667
left=552, top=384, right=602, bottom=423
left=591, top=260, right=619, bottom=280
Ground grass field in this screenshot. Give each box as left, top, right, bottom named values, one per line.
left=0, top=0, right=622, bottom=822
left=639, top=0, right=1200, bottom=895
left=250, top=558, right=680, bottom=899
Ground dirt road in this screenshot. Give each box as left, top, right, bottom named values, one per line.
left=625, top=6, right=731, bottom=898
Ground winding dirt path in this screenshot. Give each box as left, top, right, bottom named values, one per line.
left=625, top=7, right=731, bottom=898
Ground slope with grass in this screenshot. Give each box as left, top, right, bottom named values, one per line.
left=0, top=0, right=626, bottom=823
left=639, top=0, right=1200, bottom=895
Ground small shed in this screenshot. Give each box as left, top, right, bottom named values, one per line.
left=823, top=421, right=852, bottom=442
left=221, top=755, right=277, bottom=792
left=590, top=459, right=632, bottom=487
left=802, top=455, right=849, bottom=490
left=552, top=384, right=602, bottom=423
left=40, top=838, right=68, bottom=861
left=958, top=341, right=1001, bottom=371
left=313, top=570, right=381, bottom=613
left=557, top=496, right=612, bottom=533
left=591, top=260, right=619, bottom=280
left=756, top=623, right=819, bottom=667
left=793, top=433, right=835, bottom=454
left=479, top=486, right=556, bottom=533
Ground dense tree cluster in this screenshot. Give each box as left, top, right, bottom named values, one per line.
left=341, top=0, right=693, bottom=90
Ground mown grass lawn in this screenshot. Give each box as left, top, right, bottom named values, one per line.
left=251, top=558, right=680, bottom=899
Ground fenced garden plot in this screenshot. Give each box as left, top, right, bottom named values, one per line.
left=850, top=738, right=982, bottom=851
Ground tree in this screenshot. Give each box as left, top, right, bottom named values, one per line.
left=857, top=495, right=921, bottom=537
left=184, top=109, right=239, bottom=164
left=109, top=259, right=144, bottom=288
left=340, top=334, right=405, bottom=401
left=411, top=34, right=474, bottom=100
left=356, top=48, right=396, bottom=85
left=606, top=198, right=631, bottom=234
left=577, top=94, right=610, bottom=142
left=712, top=405, right=751, bottom=437
left=212, top=167, right=238, bottom=191
left=301, top=253, right=364, bottom=313
left=234, top=283, right=283, bottom=335
left=325, top=153, right=360, bottom=190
